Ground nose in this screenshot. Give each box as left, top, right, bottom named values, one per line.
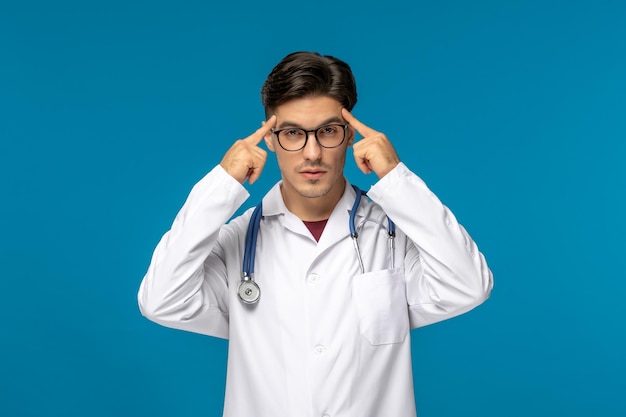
left=302, top=131, right=322, bottom=160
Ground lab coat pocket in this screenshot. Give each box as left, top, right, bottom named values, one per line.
left=353, top=267, right=409, bottom=345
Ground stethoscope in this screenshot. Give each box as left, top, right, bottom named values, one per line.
left=238, top=185, right=396, bottom=304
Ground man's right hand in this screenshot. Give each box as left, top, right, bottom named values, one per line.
left=219, top=115, right=276, bottom=185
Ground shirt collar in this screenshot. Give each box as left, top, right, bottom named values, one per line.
left=261, top=179, right=359, bottom=218
left=261, top=180, right=363, bottom=243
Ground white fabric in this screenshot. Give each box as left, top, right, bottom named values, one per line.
left=138, top=162, right=493, bottom=417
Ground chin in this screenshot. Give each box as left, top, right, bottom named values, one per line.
left=297, top=182, right=333, bottom=199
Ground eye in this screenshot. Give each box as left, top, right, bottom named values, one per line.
left=284, top=128, right=304, bottom=137
left=318, top=125, right=340, bottom=136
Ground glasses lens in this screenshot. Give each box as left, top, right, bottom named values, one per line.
left=277, top=128, right=306, bottom=151
left=316, top=124, right=345, bottom=148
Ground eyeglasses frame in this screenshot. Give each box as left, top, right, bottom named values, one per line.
left=271, top=123, right=350, bottom=152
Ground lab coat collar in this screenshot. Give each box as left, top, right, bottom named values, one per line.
left=261, top=179, right=362, bottom=245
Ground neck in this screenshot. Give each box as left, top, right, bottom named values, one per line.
left=280, top=178, right=346, bottom=221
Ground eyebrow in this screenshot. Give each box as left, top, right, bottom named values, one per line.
left=276, top=116, right=344, bottom=130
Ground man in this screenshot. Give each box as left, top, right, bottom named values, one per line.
left=138, top=51, right=493, bottom=417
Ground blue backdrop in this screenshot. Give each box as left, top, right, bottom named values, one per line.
left=1, top=1, right=624, bottom=416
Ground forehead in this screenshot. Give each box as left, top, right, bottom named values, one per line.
left=274, top=96, right=343, bottom=128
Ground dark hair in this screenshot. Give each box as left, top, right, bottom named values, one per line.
left=261, top=51, right=357, bottom=117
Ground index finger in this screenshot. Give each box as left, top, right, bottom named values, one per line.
left=341, top=108, right=378, bottom=137
left=245, top=114, right=276, bottom=145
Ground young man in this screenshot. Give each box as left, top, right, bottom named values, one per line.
left=138, top=51, right=493, bottom=417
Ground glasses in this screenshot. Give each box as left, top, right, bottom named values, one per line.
left=271, top=124, right=349, bottom=152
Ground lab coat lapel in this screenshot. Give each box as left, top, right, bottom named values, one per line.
left=315, top=182, right=360, bottom=253
left=262, top=182, right=311, bottom=238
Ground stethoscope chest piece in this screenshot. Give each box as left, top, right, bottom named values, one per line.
left=238, top=277, right=260, bottom=304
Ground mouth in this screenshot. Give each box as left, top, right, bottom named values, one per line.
left=300, top=169, right=326, bottom=180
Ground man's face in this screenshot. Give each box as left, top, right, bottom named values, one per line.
left=264, top=96, right=354, bottom=205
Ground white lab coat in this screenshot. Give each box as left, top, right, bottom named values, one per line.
left=138, top=162, right=493, bottom=417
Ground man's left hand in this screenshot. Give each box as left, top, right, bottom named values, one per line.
left=342, top=108, right=400, bottom=179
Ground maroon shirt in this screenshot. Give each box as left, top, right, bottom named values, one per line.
left=303, top=219, right=328, bottom=242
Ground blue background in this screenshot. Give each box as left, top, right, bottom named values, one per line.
left=1, top=0, right=625, bottom=416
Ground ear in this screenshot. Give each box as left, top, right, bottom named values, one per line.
left=346, top=126, right=355, bottom=147
left=264, top=131, right=276, bottom=152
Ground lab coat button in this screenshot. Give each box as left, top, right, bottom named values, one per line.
left=314, top=345, right=326, bottom=354
left=322, top=414, right=330, bottom=417
left=308, top=273, right=320, bottom=285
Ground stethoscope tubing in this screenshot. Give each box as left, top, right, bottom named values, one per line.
left=242, top=202, right=263, bottom=280
left=350, top=185, right=396, bottom=274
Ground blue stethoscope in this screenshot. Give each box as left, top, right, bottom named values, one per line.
left=238, top=185, right=396, bottom=304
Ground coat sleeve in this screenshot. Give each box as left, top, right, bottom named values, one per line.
left=137, top=165, right=249, bottom=338
left=367, top=163, right=494, bottom=328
